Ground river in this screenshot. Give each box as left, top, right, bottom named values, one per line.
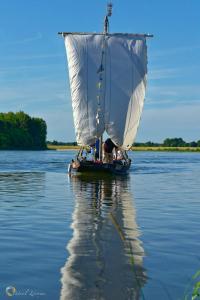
left=0, top=150, right=200, bottom=299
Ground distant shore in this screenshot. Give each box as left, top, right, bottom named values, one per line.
left=47, top=144, right=200, bottom=152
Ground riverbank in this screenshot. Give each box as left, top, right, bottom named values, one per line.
left=47, top=144, right=200, bottom=152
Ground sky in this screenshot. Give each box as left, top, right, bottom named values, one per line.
left=0, top=0, right=200, bottom=143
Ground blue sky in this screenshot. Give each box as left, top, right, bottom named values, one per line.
left=0, top=0, right=200, bottom=142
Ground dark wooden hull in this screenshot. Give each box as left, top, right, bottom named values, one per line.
left=68, top=160, right=131, bottom=175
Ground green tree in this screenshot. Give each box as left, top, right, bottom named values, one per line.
left=189, top=141, right=197, bottom=147
left=0, top=111, right=47, bottom=150
left=163, top=138, right=186, bottom=147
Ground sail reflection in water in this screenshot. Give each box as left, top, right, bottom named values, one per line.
left=61, top=176, right=146, bottom=300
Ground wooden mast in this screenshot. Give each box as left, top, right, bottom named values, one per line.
left=99, top=3, right=113, bottom=162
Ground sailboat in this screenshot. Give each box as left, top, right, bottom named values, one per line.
left=59, top=3, right=152, bottom=175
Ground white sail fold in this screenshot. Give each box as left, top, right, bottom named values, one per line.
left=64, top=34, right=147, bottom=149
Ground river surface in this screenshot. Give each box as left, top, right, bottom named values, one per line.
left=0, top=150, right=200, bottom=300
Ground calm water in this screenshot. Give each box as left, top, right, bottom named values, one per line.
left=0, top=150, right=200, bottom=299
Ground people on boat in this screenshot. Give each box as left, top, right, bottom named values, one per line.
left=103, top=138, right=117, bottom=163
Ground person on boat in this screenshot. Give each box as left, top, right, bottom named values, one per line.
left=81, top=149, right=87, bottom=160
left=116, top=149, right=124, bottom=160
left=95, top=139, right=100, bottom=160
left=103, top=138, right=117, bottom=163
left=88, top=145, right=95, bottom=161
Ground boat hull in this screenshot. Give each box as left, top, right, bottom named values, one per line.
left=68, top=160, right=131, bottom=175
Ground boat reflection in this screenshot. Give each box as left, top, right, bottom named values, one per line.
left=61, top=175, right=146, bottom=300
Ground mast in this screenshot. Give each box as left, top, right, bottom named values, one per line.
left=99, top=3, right=113, bottom=161
left=104, top=2, right=113, bottom=34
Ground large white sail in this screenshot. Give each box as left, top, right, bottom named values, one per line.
left=64, top=33, right=147, bottom=149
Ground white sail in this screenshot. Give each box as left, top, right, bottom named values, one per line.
left=64, top=34, right=106, bottom=146
left=64, top=34, right=147, bottom=149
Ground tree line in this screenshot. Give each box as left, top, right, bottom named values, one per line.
left=0, top=111, right=47, bottom=150
left=48, top=138, right=200, bottom=148
left=134, top=138, right=200, bottom=147
left=47, top=140, right=77, bottom=146
left=1, top=112, right=198, bottom=150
